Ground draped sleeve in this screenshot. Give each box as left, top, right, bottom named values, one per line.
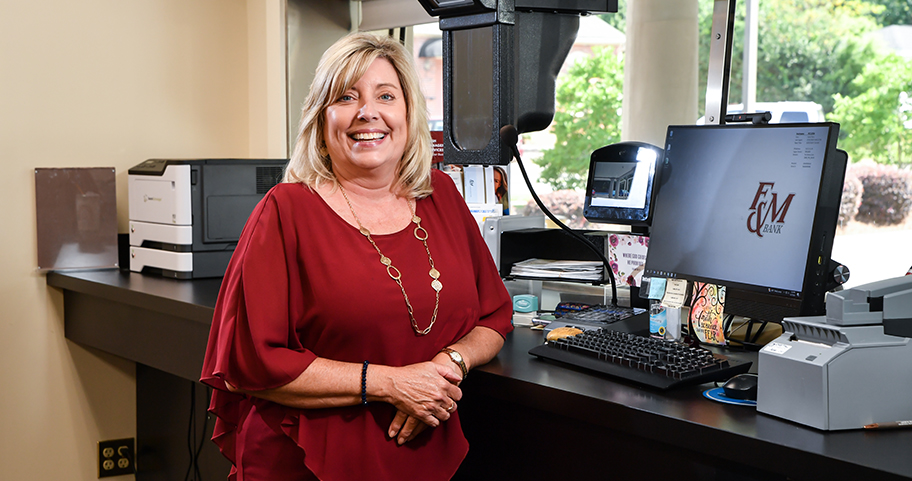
left=199, top=187, right=317, bottom=465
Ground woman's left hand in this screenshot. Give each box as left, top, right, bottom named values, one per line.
left=431, top=351, right=464, bottom=385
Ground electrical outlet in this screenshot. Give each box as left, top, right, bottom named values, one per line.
left=98, top=438, right=135, bottom=478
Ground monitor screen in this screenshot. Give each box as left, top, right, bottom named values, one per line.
left=643, top=123, right=847, bottom=322
left=583, top=141, right=662, bottom=226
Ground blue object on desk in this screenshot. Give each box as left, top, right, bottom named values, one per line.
left=513, top=294, right=539, bottom=313
left=704, top=387, right=757, bottom=406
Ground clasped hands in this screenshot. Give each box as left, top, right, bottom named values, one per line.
left=383, top=356, right=463, bottom=445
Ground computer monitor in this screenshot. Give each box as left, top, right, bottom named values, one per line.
left=583, top=141, right=662, bottom=228
left=643, top=123, right=847, bottom=322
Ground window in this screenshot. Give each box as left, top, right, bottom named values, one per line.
left=405, top=5, right=912, bottom=288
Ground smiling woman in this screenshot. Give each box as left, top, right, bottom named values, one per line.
left=283, top=33, right=432, bottom=198
left=322, top=57, right=409, bottom=191
left=200, top=32, right=514, bottom=481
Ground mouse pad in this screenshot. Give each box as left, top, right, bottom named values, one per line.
left=703, top=387, right=757, bottom=406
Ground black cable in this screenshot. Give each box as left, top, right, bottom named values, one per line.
left=183, top=384, right=211, bottom=481
left=193, top=388, right=212, bottom=481
left=725, top=317, right=771, bottom=351
left=725, top=338, right=766, bottom=350
left=500, top=125, right=619, bottom=306
left=399, top=27, right=406, bottom=45
left=184, top=383, right=196, bottom=481
left=722, top=313, right=734, bottom=335
left=747, top=319, right=769, bottom=344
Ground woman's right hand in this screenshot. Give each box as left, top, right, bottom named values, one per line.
left=388, top=410, right=428, bottom=445
left=370, top=361, right=462, bottom=429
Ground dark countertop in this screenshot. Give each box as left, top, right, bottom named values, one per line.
left=475, top=326, right=912, bottom=480
left=48, top=268, right=222, bottom=320
left=48, top=269, right=912, bottom=481
left=48, top=269, right=221, bottom=381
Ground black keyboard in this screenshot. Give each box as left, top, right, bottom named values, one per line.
left=529, top=329, right=751, bottom=390
left=558, top=304, right=647, bottom=325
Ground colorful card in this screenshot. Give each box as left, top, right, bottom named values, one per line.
left=689, top=282, right=727, bottom=345
left=606, top=234, right=649, bottom=287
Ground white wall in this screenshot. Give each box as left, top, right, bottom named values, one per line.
left=0, top=1, right=285, bottom=479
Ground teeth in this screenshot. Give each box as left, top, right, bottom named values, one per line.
left=352, top=132, right=385, bottom=141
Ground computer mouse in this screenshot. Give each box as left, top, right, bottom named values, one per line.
left=722, top=373, right=759, bottom=401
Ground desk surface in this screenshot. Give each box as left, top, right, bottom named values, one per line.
left=48, top=269, right=912, bottom=481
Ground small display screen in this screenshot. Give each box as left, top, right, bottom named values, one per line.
left=583, top=142, right=661, bottom=226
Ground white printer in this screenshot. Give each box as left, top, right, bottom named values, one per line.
left=128, top=159, right=287, bottom=278
left=757, top=275, right=912, bottom=430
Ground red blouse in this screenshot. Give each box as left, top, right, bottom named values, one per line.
left=200, top=169, right=513, bottom=481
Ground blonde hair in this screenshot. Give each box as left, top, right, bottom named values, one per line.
left=283, top=32, right=433, bottom=198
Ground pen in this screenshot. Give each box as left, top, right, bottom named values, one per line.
left=863, top=420, right=912, bottom=430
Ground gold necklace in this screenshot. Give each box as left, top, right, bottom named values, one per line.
left=339, top=186, right=442, bottom=336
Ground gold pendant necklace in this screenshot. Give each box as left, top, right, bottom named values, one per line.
left=339, top=186, right=442, bottom=336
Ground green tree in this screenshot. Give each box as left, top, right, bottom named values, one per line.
left=864, top=0, right=912, bottom=26
left=698, top=0, right=880, bottom=114
left=534, top=48, right=624, bottom=190
left=829, top=54, right=912, bottom=165
left=759, top=0, right=880, bottom=112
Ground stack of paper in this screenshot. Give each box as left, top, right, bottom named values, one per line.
left=509, top=258, right=604, bottom=281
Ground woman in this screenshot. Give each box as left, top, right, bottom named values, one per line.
left=200, top=32, right=513, bottom=481
left=493, top=166, right=509, bottom=215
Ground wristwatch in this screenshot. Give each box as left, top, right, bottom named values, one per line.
left=440, top=348, right=468, bottom=380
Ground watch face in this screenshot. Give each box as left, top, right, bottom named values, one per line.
left=450, top=351, right=463, bottom=362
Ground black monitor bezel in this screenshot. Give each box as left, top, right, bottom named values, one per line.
left=643, top=122, right=846, bottom=322
left=582, top=141, right=662, bottom=227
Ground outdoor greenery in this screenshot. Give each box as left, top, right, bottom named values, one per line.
left=535, top=47, right=624, bottom=190
left=867, top=0, right=912, bottom=26
left=851, top=162, right=912, bottom=224
left=538, top=0, right=912, bottom=189
left=701, top=0, right=882, bottom=114
left=829, top=55, right=912, bottom=164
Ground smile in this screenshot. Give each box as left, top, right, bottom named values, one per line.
left=351, top=132, right=386, bottom=141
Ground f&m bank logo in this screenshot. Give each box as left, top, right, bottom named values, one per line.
left=747, top=182, right=794, bottom=237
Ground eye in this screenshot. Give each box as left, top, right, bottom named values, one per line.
left=337, top=93, right=355, bottom=102
left=379, top=93, right=395, bottom=101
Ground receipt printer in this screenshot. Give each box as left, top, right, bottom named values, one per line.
left=128, top=159, right=286, bottom=278
left=757, top=275, right=912, bottom=430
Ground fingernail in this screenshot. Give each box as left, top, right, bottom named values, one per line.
left=389, top=429, right=395, bottom=438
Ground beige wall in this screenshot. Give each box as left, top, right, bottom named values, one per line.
left=0, top=1, right=285, bottom=479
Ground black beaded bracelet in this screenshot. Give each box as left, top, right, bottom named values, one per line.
left=361, top=360, right=369, bottom=406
